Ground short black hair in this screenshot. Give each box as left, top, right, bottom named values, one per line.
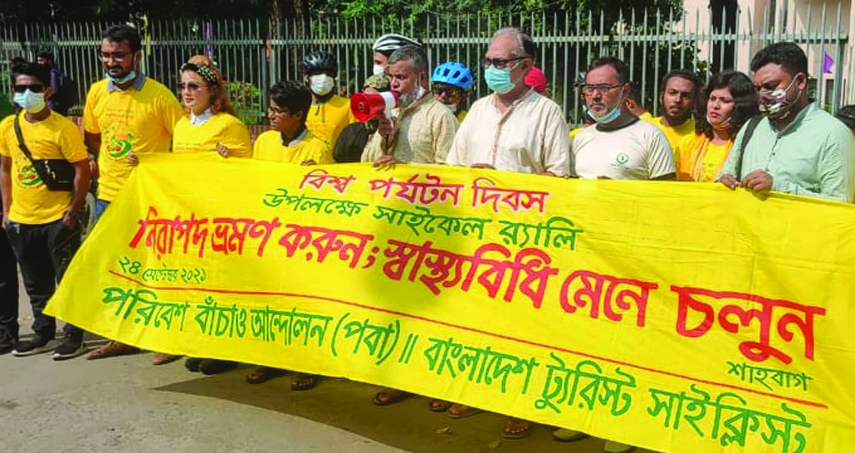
left=101, top=25, right=142, bottom=53
left=750, top=42, right=808, bottom=79
left=269, top=80, right=312, bottom=123
left=11, top=61, right=51, bottom=87
left=660, top=69, right=703, bottom=96
left=836, top=105, right=855, bottom=130
left=36, top=51, right=54, bottom=62
left=587, top=57, right=630, bottom=84
left=696, top=70, right=758, bottom=138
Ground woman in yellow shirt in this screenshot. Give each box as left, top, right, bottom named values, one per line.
left=674, top=71, right=758, bottom=182
left=171, top=55, right=251, bottom=158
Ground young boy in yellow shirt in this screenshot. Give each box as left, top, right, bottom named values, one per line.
left=253, top=81, right=331, bottom=164
left=0, top=61, right=92, bottom=359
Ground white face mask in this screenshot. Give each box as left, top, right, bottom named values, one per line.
left=373, top=64, right=385, bottom=76
left=309, top=74, right=335, bottom=96
left=13, top=90, right=46, bottom=114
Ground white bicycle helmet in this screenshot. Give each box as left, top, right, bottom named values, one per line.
left=372, top=33, right=421, bottom=56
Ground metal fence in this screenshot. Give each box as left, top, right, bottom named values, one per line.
left=0, top=4, right=851, bottom=125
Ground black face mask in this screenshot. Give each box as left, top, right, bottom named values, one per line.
left=364, top=119, right=379, bottom=134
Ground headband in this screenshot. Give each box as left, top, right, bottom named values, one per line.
left=180, top=62, right=218, bottom=85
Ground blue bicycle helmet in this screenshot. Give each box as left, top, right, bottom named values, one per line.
left=431, top=62, right=473, bottom=90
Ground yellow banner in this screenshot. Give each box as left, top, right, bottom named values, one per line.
left=47, top=153, right=855, bottom=452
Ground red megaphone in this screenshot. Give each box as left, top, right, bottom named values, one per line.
left=350, top=91, right=400, bottom=122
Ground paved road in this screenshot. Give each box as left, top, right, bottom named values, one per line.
left=1, top=278, right=656, bottom=453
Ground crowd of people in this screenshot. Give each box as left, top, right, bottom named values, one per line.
left=1, top=23, right=854, bottom=453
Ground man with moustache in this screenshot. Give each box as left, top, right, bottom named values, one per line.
left=83, top=24, right=184, bottom=362
left=718, top=42, right=855, bottom=202
left=646, top=69, right=702, bottom=152
left=361, top=45, right=457, bottom=165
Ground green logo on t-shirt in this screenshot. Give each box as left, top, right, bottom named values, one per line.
left=615, top=153, right=630, bottom=165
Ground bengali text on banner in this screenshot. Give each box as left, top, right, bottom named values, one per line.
left=46, top=153, right=855, bottom=453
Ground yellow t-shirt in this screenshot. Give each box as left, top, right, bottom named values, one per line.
left=83, top=78, right=184, bottom=202
left=569, top=126, right=589, bottom=139
left=252, top=130, right=332, bottom=164
left=305, top=95, right=355, bottom=152
left=674, top=132, right=734, bottom=182
left=647, top=116, right=695, bottom=152
left=456, top=110, right=468, bottom=123
left=0, top=112, right=87, bottom=224
left=172, top=114, right=252, bottom=158
left=638, top=111, right=653, bottom=121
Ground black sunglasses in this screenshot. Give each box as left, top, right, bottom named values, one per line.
left=13, top=84, right=44, bottom=94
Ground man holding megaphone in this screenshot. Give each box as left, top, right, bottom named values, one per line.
left=359, top=45, right=457, bottom=166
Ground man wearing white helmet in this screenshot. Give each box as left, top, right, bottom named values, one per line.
left=372, top=33, right=420, bottom=75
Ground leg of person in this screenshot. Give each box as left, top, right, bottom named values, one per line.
left=446, top=404, right=483, bottom=418
left=429, top=399, right=453, bottom=412
left=373, top=388, right=411, bottom=405
left=246, top=366, right=286, bottom=384
left=553, top=428, right=590, bottom=442
left=291, top=374, right=320, bottom=391
left=603, top=441, right=634, bottom=453
left=198, top=359, right=238, bottom=375
left=0, top=227, right=19, bottom=354
left=185, top=357, right=203, bottom=372
left=152, top=352, right=182, bottom=365
left=501, top=418, right=533, bottom=440
left=92, top=199, right=109, bottom=224
left=6, top=222, right=59, bottom=356
left=85, top=198, right=139, bottom=360
left=45, top=220, right=89, bottom=360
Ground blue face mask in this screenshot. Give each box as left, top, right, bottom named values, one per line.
left=484, top=67, right=516, bottom=95
left=589, top=94, right=623, bottom=125
left=106, top=70, right=137, bottom=85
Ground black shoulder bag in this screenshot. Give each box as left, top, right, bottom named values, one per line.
left=13, top=113, right=75, bottom=191
left=733, top=115, right=763, bottom=180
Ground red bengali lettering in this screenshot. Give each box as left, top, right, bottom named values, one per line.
left=559, top=270, right=656, bottom=326
left=671, top=285, right=825, bottom=365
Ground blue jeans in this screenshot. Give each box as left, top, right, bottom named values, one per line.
left=93, top=199, right=110, bottom=224
left=5, top=220, right=83, bottom=340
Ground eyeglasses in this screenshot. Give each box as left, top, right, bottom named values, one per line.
left=99, top=51, right=132, bottom=62
left=482, top=57, right=527, bottom=69
left=177, top=82, right=205, bottom=92
left=268, top=106, right=291, bottom=116
left=579, top=84, right=624, bottom=95
left=13, top=84, right=44, bottom=93
left=432, top=86, right=463, bottom=97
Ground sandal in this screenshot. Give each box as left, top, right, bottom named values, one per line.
left=446, top=404, right=483, bottom=419
left=291, top=374, right=320, bottom=391
left=246, top=366, right=285, bottom=384
left=86, top=341, right=139, bottom=360
left=501, top=418, right=533, bottom=439
left=429, top=399, right=453, bottom=412
left=372, top=388, right=411, bottom=406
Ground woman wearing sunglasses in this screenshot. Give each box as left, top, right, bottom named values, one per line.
left=674, top=70, right=758, bottom=182
left=171, top=55, right=251, bottom=158
left=430, top=61, right=473, bottom=123
left=129, top=56, right=251, bottom=373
